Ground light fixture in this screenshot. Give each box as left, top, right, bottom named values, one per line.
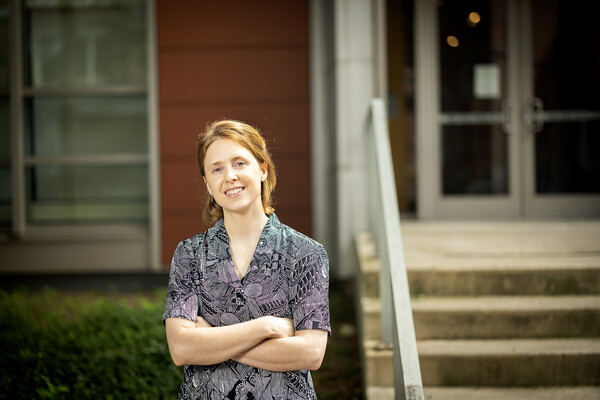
left=467, top=11, right=481, bottom=27
left=447, top=35, right=459, bottom=47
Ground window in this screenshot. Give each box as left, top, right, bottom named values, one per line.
left=8, top=0, right=150, bottom=230
left=0, top=0, right=10, bottom=226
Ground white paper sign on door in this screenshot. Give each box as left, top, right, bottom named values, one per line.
left=473, top=64, right=500, bottom=99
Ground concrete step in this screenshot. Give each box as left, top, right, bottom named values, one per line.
left=408, top=265, right=600, bottom=296
left=361, top=297, right=382, bottom=340
left=363, top=296, right=600, bottom=340
left=423, top=386, right=600, bottom=400
left=363, top=338, right=600, bottom=388
left=403, top=221, right=600, bottom=297
left=359, top=259, right=380, bottom=298
left=366, top=386, right=600, bottom=400
left=418, top=339, right=600, bottom=386
left=366, top=386, right=394, bottom=400
left=355, top=231, right=381, bottom=298
left=363, top=340, right=394, bottom=387
left=413, top=295, right=600, bottom=339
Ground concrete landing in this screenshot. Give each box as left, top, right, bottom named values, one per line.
left=401, top=220, right=600, bottom=265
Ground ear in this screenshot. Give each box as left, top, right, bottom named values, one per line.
left=260, top=165, right=268, bottom=182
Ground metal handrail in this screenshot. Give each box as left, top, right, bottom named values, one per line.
left=367, top=98, right=424, bottom=400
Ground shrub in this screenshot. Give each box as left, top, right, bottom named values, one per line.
left=0, top=282, right=364, bottom=399
left=0, top=288, right=182, bottom=399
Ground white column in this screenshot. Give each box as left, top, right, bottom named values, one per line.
left=333, top=0, right=379, bottom=278
left=310, top=0, right=337, bottom=271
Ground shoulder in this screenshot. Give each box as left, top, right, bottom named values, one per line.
left=274, top=222, right=330, bottom=295
left=274, top=218, right=329, bottom=266
left=177, top=232, right=206, bottom=252
left=171, top=230, right=210, bottom=263
left=276, top=219, right=323, bottom=249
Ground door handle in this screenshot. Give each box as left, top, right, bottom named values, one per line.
left=524, top=97, right=545, bottom=133
left=502, top=98, right=514, bottom=135
left=532, top=97, right=544, bottom=133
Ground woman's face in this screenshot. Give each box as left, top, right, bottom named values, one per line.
left=203, top=138, right=267, bottom=218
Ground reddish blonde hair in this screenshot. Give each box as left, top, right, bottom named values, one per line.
left=197, top=120, right=276, bottom=224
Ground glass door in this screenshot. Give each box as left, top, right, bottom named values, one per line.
left=431, top=0, right=520, bottom=218
left=522, top=0, right=600, bottom=217
left=417, top=0, right=599, bottom=219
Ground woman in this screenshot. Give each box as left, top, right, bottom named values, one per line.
left=163, top=120, right=330, bottom=399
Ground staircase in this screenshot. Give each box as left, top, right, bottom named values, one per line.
left=356, top=221, right=600, bottom=399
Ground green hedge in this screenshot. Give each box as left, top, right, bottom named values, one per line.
left=0, top=284, right=363, bottom=399
left=0, top=289, right=182, bottom=399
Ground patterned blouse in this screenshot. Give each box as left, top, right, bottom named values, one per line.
left=163, top=214, right=331, bottom=400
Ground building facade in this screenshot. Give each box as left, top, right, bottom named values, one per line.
left=1, top=0, right=598, bottom=278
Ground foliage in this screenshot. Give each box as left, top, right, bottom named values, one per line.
left=0, top=289, right=182, bottom=399
left=0, top=282, right=363, bottom=399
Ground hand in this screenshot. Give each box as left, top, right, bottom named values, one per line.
left=261, top=316, right=295, bottom=339
left=195, top=316, right=213, bottom=328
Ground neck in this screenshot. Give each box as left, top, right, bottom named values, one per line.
left=223, top=208, right=269, bottom=240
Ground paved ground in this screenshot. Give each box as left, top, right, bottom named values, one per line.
left=400, top=220, right=600, bottom=268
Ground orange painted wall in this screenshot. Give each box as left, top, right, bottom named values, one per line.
left=157, top=1, right=311, bottom=267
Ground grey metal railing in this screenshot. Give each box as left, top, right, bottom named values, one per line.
left=367, top=98, right=424, bottom=400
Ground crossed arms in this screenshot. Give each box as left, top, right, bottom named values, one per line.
left=165, top=316, right=328, bottom=372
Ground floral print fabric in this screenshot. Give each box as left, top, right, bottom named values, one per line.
left=163, top=214, right=330, bottom=399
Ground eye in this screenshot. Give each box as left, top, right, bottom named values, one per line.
left=211, top=167, right=222, bottom=174
left=234, top=161, right=246, bottom=167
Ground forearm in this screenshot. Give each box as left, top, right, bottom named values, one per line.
left=166, top=317, right=286, bottom=366
left=233, top=330, right=328, bottom=372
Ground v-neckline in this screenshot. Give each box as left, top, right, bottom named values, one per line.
left=228, top=246, right=253, bottom=282
left=225, top=216, right=271, bottom=283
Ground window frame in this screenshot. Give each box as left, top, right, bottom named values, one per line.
left=6, top=0, right=161, bottom=269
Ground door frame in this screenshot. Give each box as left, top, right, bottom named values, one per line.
left=415, top=0, right=521, bottom=219
left=519, top=0, right=600, bottom=218
left=415, top=0, right=600, bottom=219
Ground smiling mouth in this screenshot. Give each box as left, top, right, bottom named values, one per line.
left=225, top=187, right=244, bottom=196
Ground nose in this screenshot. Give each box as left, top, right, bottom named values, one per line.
left=225, top=168, right=238, bottom=182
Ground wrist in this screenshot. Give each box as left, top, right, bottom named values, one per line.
left=260, top=316, right=276, bottom=338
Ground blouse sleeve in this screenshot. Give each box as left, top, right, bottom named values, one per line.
left=289, top=244, right=331, bottom=334
left=163, top=241, right=199, bottom=323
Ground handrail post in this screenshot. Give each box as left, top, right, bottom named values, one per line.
left=368, top=98, right=424, bottom=400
